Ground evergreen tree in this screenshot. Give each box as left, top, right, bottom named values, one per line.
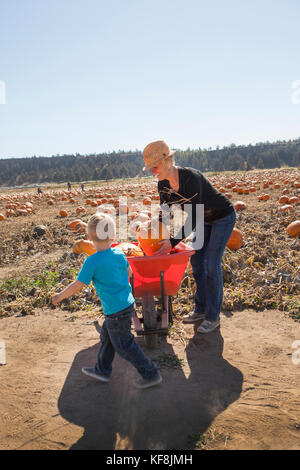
left=257, top=157, right=264, bottom=169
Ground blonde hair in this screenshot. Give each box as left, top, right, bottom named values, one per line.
left=87, top=213, right=116, bottom=241
left=162, top=155, right=175, bottom=168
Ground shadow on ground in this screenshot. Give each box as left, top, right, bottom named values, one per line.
left=58, top=324, right=243, bottom=450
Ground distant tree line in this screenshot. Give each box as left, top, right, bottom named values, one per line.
left=0, top=139, right=299, bottom=187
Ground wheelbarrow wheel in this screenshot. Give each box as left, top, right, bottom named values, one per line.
left=142, top=293, right=157, bottom=349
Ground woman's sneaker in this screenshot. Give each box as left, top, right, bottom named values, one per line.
left=135, top=372, right=162, bottom=389
left=182, top=312, right=205, bottom=323
left=81, top=367, right=110, bottom=382
left=197, top=319, right=220, bottom=334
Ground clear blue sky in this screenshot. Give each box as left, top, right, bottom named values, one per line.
left=0, top=0, right=300, bottom=158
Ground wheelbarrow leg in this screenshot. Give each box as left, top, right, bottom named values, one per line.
left=160, top=271, right=170, bottom=329
left=142, top=292, right=157, bottom=349
left=168, top=296, right=174, bottom=325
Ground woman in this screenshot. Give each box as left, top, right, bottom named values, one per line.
left=142, top=140, right=236, bottom=334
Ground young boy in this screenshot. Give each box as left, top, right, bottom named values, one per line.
left=52, top=213, right=162, bottom=389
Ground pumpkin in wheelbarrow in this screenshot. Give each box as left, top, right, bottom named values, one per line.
left=135, top=218, right=170, bottom=256
left=115, top=242, right=144, bottom=257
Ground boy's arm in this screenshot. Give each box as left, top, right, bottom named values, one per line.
left=52, top=280, right=86, bottom=306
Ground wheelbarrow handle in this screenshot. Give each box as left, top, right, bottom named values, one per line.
left=160, top=271, right=165, bottom=311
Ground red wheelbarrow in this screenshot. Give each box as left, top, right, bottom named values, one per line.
left=119, top=242, right=195, bottom=348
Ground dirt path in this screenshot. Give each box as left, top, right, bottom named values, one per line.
left=0, top=307, right=299, bottom=450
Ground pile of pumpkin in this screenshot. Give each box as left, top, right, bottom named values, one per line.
left=0, top=200, right=34, bottom=219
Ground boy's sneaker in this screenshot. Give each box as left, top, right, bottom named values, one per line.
left=81, top=367, right=110, bottom=383
left=197, top=319, right=220, bottom=334
left=182, top=312, right=205, bottom=323
left=135, top=372, right=162, bottom=389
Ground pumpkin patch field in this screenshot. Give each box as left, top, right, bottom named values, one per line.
left=1, top=168, right=299, bottom=318
left=0, top=168, right=300, bottom=451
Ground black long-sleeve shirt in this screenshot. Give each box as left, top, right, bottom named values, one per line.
left=158, top=167, right=234, bottom=247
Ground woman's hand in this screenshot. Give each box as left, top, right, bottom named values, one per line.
left=154, top=239, right=172, bottom=256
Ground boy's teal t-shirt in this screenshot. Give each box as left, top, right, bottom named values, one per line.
left=77, top=247, right=135, bottom=315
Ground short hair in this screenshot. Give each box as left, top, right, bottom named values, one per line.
left=163, top=155, right=175, bottom=167
left=87, top=213, right=116, bottom=241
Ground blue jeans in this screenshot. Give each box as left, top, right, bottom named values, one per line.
left=95, top=303, right=158, bottom=380
left=190, top=210, right=236, bottom=322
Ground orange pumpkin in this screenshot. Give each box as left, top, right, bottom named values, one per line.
left=76, top=221, right=87, bottom=233
left=234, top=201, right=246, bottom=211
left=143, top=197, right=152, bottom=205
left=72, top=240, right=96, bottom=256
left=279, top=196, right=289, bottom=205
left=136, top=219, right=169, bottom=256
left=288, top=196, right=299, bottom=205
left=286, top=220, right=300, bottom=238
left=226, top=228, right=243, bottom=250
left=137, top=237, right=163, bottom=256
left=76, top=206, right=86, bottom=214
left=59, top=210, right=68, bottom=217
left=258, top=193, right=270, bottom=201
left=0, top=213, right=5, bottom=221
left=17, top=209, right=28, bottom=216
left=279, top=204, right=294, bottom=213
left=69, top=219, right=83, bottom=230
left=115, top=242, right=144, bottom=257
left=68, top=219, right=87, bottom=232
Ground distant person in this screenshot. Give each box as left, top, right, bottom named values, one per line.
left=81, top=183, right=85, bottom=191
left=37, top=187, right=43, bottom=195
left=51, top=213, right=162, bottom=389
left=67, top=181, right=71, bottom=190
